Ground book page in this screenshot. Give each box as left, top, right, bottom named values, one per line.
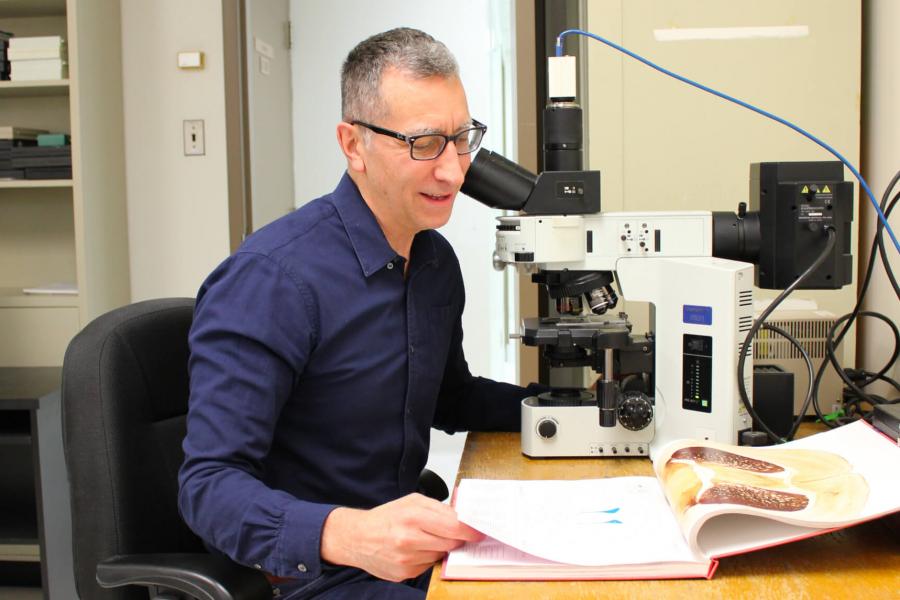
left=446, top=536, right=561, bottom=569
left=454, top=477, right=703, bottom=567
left=651, top=421, right=900, bottom=556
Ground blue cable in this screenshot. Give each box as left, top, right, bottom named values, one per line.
left=556, top=28, right=900, bottom=254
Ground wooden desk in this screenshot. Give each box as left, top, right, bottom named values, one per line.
left=427, top=427, right=900, bottom=599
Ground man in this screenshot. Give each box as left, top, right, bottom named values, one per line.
left=179, top=28, right=541, bottom=599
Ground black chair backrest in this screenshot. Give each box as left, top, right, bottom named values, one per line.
left=62, top=298, right=205, bottom=599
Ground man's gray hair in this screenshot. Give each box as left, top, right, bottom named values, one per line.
left=341, top=28, right=459, bottom=123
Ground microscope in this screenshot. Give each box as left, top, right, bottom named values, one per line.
left=461, top=56, right=853, bottom=459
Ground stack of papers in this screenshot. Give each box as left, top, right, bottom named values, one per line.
left=22, top=282, right=77, bottom=296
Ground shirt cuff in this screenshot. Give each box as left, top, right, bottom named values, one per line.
left=275, top=500, right=340, bottom=579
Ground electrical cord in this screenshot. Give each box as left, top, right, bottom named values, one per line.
left=828, top=312, right=899, bottom=401
left=811, top=175, right=900, bottom=426
left=845, top=370, right=900, bottom=397
left=839, top=369, right=900, bottom=424
left=555, top=28, right=900, bottom=255
left=737, top=229, right=837, bottom=443
left=855, top=371, right=900, bottom=394
left=872, top=170, right=900, bottom=302
left=846, top=370, right=900, bottom=420
left=821, top=311, right=900, bottom=425
left=876, top=190, right=900, bottom=300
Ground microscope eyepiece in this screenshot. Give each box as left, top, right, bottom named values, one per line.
left=460, top=149, right=538, bottom=211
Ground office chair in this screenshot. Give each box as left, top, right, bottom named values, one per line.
left=62, top=297, right=448, bottom=600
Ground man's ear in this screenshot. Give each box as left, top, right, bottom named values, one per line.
left=336, top=122, right=366, bottom=173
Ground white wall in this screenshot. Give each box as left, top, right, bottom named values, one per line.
left=860, top=0, right=900, bottom=396
left=244, top=0, right=296, bottom=230
left=121, top=0, right=232, bottom=300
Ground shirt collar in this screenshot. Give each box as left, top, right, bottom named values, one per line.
left=332, top=172, right=439, bottom=278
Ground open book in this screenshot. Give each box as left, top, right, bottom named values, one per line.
left=442, top=421, right=900, bottom=581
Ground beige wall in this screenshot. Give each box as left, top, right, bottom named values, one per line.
left=120, top=0, right=232, bottom=300
left=860, top=0, right=900, bottom=396
left=584, top=0, right=861, bottom=365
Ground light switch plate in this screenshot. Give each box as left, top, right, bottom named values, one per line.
left=183, top=120, right=205, bottom=156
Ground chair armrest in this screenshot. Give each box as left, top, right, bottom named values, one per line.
left=417, top=468, right=449, bottom=501
left=97, top=553, right=271, bottom=600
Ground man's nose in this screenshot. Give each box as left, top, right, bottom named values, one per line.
left=433, top=141, right=466, bottom=187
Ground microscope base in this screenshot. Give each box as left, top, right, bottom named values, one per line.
left=521, top=397, right=653, bottom=458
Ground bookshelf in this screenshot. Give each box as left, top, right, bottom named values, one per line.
left=0, top=0, right=129, bottom=367
left=0, top=0, right=128, bottom=592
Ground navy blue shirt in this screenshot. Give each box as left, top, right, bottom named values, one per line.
left=178, top=173, right=538, bottom=581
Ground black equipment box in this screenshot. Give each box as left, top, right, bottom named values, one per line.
left=753, top=364, right=794, bottom=438
left=750, top=161, right=853, bottom=290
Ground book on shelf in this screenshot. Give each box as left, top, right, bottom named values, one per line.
left=10, top=58, right=68, bottom=81
left=22, top=282, right=77, bottom=296
left=0, top=138, right=38, bottom=149
left=37, top=133, right=70, bottom=147
left=0, top=126, right=48, bottom=141
left=8, top=36, right=65, bottom=50
left=24, top=166, right=71, bottom=179
left=0, top=31, right=11, bottom=81
left=11, top=145, right=72, bottom=168
left=442, top=421, right=900, bottom=581
left=0, top=137, right=38, bottom=178
left=7, top=46, right=67, bottom=61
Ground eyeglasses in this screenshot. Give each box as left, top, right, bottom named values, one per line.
left=351, top=119, right=487, bottom=161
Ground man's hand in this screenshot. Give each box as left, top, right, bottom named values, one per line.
left=320, top=493, right=484, bottom=582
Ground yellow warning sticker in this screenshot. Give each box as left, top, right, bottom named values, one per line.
left=801, top=185, right=809, bottom=194
left=822, top=185, right=831, bottom=193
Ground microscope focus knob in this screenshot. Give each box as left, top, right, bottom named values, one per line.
left=537, top=418, right=558, bottom=439
left=617, top=392, right=654, bottom=431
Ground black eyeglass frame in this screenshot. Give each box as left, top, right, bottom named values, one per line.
left=351, top=119, right=487, bottom=161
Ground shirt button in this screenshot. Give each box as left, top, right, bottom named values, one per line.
left=253, top=564, right=262, bottom=569
left=297, top=563, right=308, bottom=573
left=409, top=345, right=415, bottom=354
left=386, top=262, right=394, bottom=270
